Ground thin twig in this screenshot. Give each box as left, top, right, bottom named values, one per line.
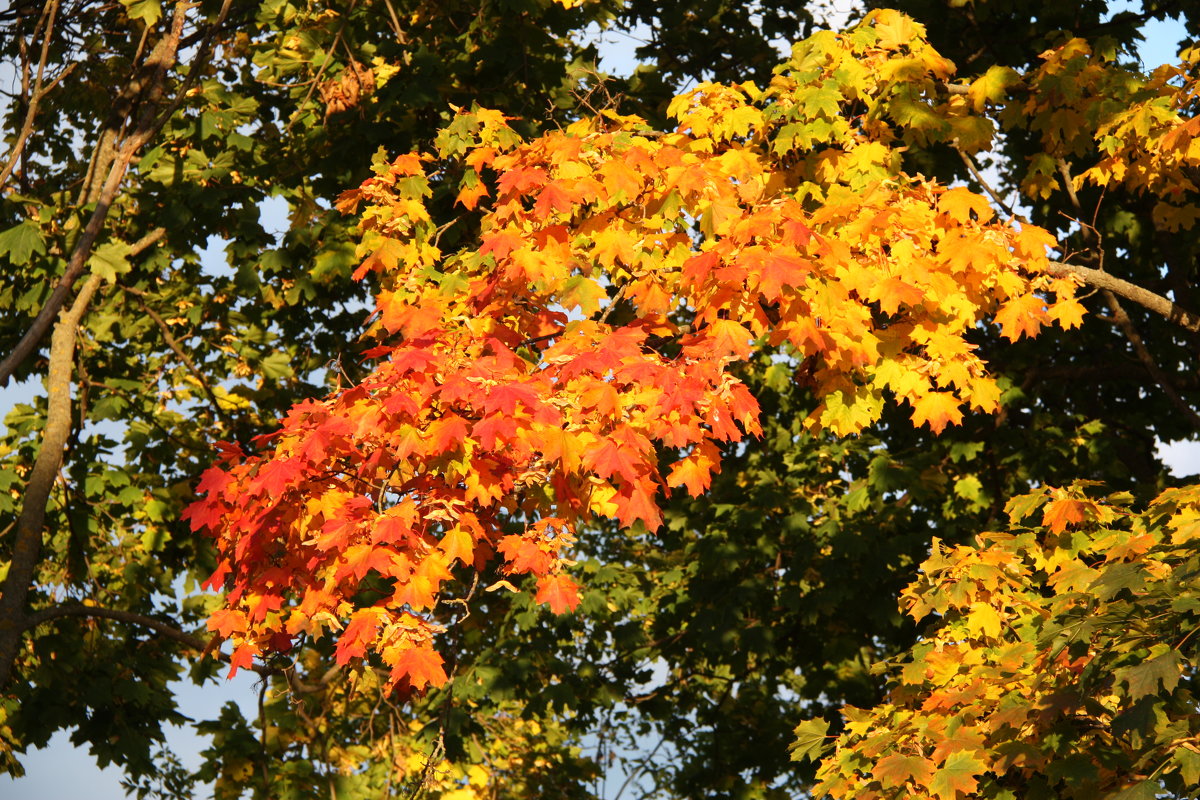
left=381, top=0, right=408, bottom=44
left=597, top=283, right=629, bottom=325
left=258, top=679, right=271, bottom=794
left=953, top=142, right=1026, bottom=223
left=125, top=285, right=233, bottom=426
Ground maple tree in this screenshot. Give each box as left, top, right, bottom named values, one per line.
left=4, top=1, right=1200, bottom=798
left=188, top=8, right=1089, bottom=694
left=185, top=6, right=1200, bottom=798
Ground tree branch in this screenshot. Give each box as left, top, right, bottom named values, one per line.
left=1045, top=261, right=1200, bottom=334
left=0, top=0, right=230, bottom=387
left=0, top=272, right=103, bottom=687
left=24, top=603, right=209, bottom=652
left=0, top=0, right=62, bottom=191
left=1100, top=287, right=1200, bottom=429
left=1049, top=156, right=1200, bottom=428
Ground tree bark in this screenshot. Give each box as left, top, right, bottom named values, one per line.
left=0, top=273, right=101, bottom=688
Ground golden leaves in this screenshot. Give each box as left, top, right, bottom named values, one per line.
left=191, top=11, right=1090, bottom=698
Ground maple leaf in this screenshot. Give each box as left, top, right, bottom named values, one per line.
left=873, top=753, right=935, bottom=789
left=615, top=480, right=663, bottom=530
left=756, top=251, right=811, bottom=300
left=534, top=181, right=574, bottom=217
left=427, top=413, right=471, bottom=453
left=667, top=441, right=721, bottom=497
left=1042, top=497, right=1089, bottom=533
left=456, top=173, right=489, bottom=210
left=938, top=186, right=995, bottom=225
left=910, top=391, right=965, bottom=434
left=498, top=535, right=552, bottom=575
left=337, top=544, right=399, bottom=582
left=335, top=609, right=382, bottom=666
left=207, top=608, right=247, bottom=638
left=871, top=277, right=927, bottom=315
left=535, top=574, right=582, bottom=614
left=390, top=575, right=437, bottom=610
left=373, top=511, right=421, bottom=549
left=390, top=645, right=448, bottom=692
left=195, top=465, right=232, bottom=498
left=202, top=560, right=232, bottom=591
left=1049, top=296, right=1086, bottom=329
left=485, top=382, right=541, bottom=415
left=927, top=750, right=985, bottom=800
left=585, top=437, right=645, bottom=484
left=496, top=166, right=548, bottom=197
left=438, top=526, right=475, bottom=566
left=472, top=414, right=519, bottom=450
left=539, top=426, right=587, bottom=472
left=995, top=293, right=1048, bottom=341
left=702, top=318, right=755, bottom=360
left=227, top=643, right=258, bottom=678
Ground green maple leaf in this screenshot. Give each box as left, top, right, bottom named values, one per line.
left=790, top=719, right=830, bottom=762
left=1117, top=651, right=1181, bottom=700
left=0, top=220, right=46, bottom=265
left=929, top=750, right=985, bottom=800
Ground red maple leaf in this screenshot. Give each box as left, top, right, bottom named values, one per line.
left=585, top=437, right=645, bottom=484
left=535, top=574, right=582, bottom=614
left=335, top=609, right=381, bottom=666
left=498, top=535, right=552, bottom=575
left=227, top=643, right=258, bottom=678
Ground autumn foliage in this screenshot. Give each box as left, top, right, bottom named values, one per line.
left=185, top=10, right=1087, bottom=695
left=798, top=481, right=1200, bottom=799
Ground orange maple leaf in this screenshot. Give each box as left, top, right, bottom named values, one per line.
left=438, top=527, right=475, bottom=566
left=911, top=392, right=965, bottom=434
left=667, top=441, right=721, bottom=497
left=871, top=276, right=927, bottom=315
left=995, top=293, right=1048, bottom=341
left=535, top=574, right=582, bottom=614
left=1042, top=496, right=1089, bottom=533
left=207, top=608, right=247, bottom=639
left=873, top=753, right=935, bottom=789
left=335, top=609, right=382, bottom=666
left=390, top=645, right=448, bottom=691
